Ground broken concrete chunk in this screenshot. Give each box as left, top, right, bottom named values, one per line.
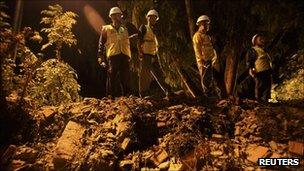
left=270, top=152, right=282, bottom=158
left=158, top=161, right=170, bottom=169
left=211, top=150, right=223, bottom=156
left=152, top=150, right=168, bottom=166
left=40, top=106, right=56, bottom=120
left=269, top=141, right=278, bottom=151
left=121, top=138, right=131, bottom=150
left=168, top=162, right=184, bottom=171
left=288, top=141, right=304, bottom=156
left=10, top=160, right=27, bottom=171
left=53, top=121, right=85, bottom=168
left=15, top=146, right=38, bottom=163
left=246, top=145, right=270, bottom=163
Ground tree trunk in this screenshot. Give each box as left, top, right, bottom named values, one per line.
left=224, top=46, right=238, bottom=95
left=184, top=0, right=195, bottom=38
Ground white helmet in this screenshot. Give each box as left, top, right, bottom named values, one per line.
left=109, top=7, right=123, bottom=18
left=146, top=9, right=159, bottom=21
left=196, top=15, right=210, bottom=25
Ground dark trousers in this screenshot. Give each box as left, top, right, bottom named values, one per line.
left=254, top=69, right=272, bottom=102
left=139, top=54, right=171, bottom=97
left=198, top=61, right=227, bottom=98
left=107, top=54, right=130, bottom=97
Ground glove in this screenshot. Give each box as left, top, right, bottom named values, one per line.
left=249, top=68, right=256, bottom=78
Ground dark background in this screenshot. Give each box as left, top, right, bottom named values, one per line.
left=4, top=0, right=304, bottom=98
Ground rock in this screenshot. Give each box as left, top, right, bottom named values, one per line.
left=148, top=147, right=169, bottom=166
left=211, top=150, right=223, bottom=156
left=141, top=167, right=160, bottom=171
left=168, top=162, right=184, bottom=171
left=15, top=146, right=38, bottom=163
left=270, top=152, right=282, bottom=158
left=115, top=122, right=130, bottom=140
left=10, top=160, right=27, bottom=170
left=70, top=106, right=82, bottom=114
left=288, top=141, right=304, bottom=156
left=235, top=126, right=241, bottom=136
left=121, top=138, right=131, bottom=150
left=269, top=141, right=278, bottom=151
left=244, top=166, right=255, bottom=171
left=246, top=145, right=270, bottom=163
left=1, top=145, right=16, bottom=165
left=158, top=161, right=170, bottom=169
left=53, top=121, right=85, bottom=169
left=157, top=122, right=166, bottom=128
left=40, top=106, right=56, bottom=120
left=212, top=134, right=224, bottom=139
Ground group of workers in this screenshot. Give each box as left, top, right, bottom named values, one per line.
left=97, top=7, right=273, bottom=102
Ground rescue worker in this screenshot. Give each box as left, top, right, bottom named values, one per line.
left=138, top=9, right=173, bottom=98
left=97, top=7, right=131, bottom=97
left=246, top=33, right=272, bottom=102
left=192, top=15, right=226, bottom=97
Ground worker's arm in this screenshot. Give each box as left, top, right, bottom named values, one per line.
left=137, top=24, right=146, bottom=57
left=192, top=33, right=205, bottom=67
left=97, top=27, right=107, bottom=67
left=246, top=48, right=257, bottom=77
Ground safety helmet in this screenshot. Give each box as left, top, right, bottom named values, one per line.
left=252, top=34, right=263, bottom=45
left=109, top=7, right=123, bottom=18
left=146, top=9, right=159, bottom=21
left=196, top=15, right=210, bottom=25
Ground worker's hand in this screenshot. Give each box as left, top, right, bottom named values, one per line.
left=249, top=68, right=256, bottom=78
left=98, top=58, right=107, bottom=68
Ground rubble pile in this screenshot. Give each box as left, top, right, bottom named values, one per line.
left=0, top=96, right=303, bottom=170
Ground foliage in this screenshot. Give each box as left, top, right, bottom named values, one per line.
left=271, top=50, right=304, bottom=105
left=29, top=59, right=80, bottom=107
left=0, top=26, right=42, bottom=95
left=40, top=4, right=78, bottom=59
left=0, top=1, right=10, bottom=28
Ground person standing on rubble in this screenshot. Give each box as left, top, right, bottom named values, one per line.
left=137, top=9, right=174, bottom=98
left=192, top=15, right=227, bottom=98
left=97, top=7, right=131, bottom=97
left=246, top=33, right=272, bottom=102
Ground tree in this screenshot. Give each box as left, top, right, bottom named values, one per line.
left=40, top=4, right=78, bottom=60
left=27, top=4, right=81, bottom=108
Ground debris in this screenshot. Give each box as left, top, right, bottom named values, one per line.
left=246, top=145, right=270, bottom=163
left=121, top=138, right=131, bottom=150
left=158, top=161, right=170, bottom=169
left=269, top=141, right=278, bottom=151
left=288, top=141, right=304, bottom=156
left=14, top=146, right=39, bottom=163
left=2, top=96, right=303, bottom=170
left=53, top=121, right=85, bottom=169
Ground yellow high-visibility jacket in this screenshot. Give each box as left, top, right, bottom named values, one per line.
left=192, top=31, right=218, bottom=69
left=252, top=46, right=272, bottom=72
left=142, top=25, right=159, bottom=55
left=103, top=24, right=131, bottom=58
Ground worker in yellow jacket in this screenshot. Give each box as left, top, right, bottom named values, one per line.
left=246, top=33, right=272, bottom=102
left=97, top=7, right=131, bottom=97
left=192, top=15, right=226, bottom=97
left=138, top=9, right=173, bottom=98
